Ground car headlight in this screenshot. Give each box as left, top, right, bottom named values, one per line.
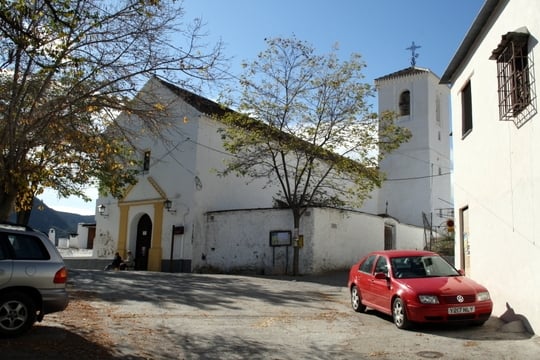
left=477, top=291, right=491, bottom=301
left=418, top=295, right=439, bottom=304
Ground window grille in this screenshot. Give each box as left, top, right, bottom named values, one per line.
left=490, top=30, right=536, bottom=128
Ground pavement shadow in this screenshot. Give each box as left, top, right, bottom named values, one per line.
left=67, top=269, right=339, bottom=311
left=0, top=325, right=139, bottom=360
left=154, top=323, right=345, bottom=360
left=263, top=270, right=349, bottom=287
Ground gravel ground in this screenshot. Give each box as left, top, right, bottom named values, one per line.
left=1, top=269, right=539, bottom=360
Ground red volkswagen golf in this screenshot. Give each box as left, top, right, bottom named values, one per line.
left=347, top=250, right=493, bottom=329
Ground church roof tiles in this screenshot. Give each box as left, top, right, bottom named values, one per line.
left=374, top=66, right=430, bottom=82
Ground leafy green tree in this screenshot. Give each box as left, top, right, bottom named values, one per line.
left=0, top=0, right=226, bottom=222
left=219, top=37, right=411, bottom=275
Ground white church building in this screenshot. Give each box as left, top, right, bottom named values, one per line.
left=92, top=58, right=453, bottom=275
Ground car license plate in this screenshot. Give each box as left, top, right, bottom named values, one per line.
left=448, top=306, right=475, bottom=314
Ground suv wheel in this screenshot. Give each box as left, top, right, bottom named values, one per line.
left=0, top=292, right=37, bottom=337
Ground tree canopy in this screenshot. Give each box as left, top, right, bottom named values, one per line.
left=218, top=37, right=411, bottom=274
left=0, top=0, right=226, bottom=222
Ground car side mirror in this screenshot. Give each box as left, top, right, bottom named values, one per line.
left=374, top=272, right=388, bottom=280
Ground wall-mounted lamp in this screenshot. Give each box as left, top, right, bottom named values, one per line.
left=98, top=204, right=108, bottom=217
left=164, top=199, right=176, bottom=213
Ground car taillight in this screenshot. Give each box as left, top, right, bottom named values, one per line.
left=54, top=267, right=68, bottom=284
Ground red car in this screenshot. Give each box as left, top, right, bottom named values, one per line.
left=347, top=250, right=493, bottom=329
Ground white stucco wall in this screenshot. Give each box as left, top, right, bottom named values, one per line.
left=305, top=208, right=384, bottom=273
left=307, top=208, right=425, bottom=273
left=93, top=191, right=121, bottom=259
left=94, top=78, right=281, bottom=265
left=198, top=209, right=292, bottom=274
left=448, top=0, right=540, bottom=333
left=71, top=223, right=91, bottom=249
left=200, top=207, right=424, bottom=275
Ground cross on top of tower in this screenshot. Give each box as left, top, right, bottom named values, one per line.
left=406, top=41, right=421, bottom=67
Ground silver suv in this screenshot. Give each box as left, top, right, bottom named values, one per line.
left=0, top=223, right=69, bottom=336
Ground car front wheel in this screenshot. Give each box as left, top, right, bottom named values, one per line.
left=351, top=285, right=366, bottom=313
left=0, top=291, right=37, bottom=337
left=392, top=297, right=411, bottom=329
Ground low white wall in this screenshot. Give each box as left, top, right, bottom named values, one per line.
left=307, top=208, right=424, bottom=273
left=72, top=223, right=90, bottom=249
left=198, top=207, right=424, bottom=275
left=396, top=222, right=426, bottom=250
left=306, top=208, right=383, bottom=273
left=199, top=209, right=293, bottom=274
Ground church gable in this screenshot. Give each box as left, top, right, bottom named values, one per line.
left=121, top=176, right=167, bottom=203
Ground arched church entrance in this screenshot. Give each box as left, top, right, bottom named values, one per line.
left=135, top=214, right=152, bottom=270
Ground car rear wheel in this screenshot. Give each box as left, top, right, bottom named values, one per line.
left=350, top=285, right=366, bottom=313
left=0, top=292, right=37, bottom=337
left=392, top=297, right=410, bottom=329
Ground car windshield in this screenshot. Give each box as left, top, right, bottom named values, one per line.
left=390, top=255, right=460, bottom=279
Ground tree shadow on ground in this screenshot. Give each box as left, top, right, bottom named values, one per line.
left=155, top=324, right=349, bottom=360
left=263, top=270, right=349, bottom=287
left=67, top=269, right=345, bottom=312
left=0, top=325, right=140, bottom=360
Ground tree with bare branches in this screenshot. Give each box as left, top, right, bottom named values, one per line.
left=218, top=37, right=411, bottom=275
left=0, top=0, right=227, bottom=223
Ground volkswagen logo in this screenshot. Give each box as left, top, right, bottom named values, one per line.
left=456, top=295, right=464, bottom=303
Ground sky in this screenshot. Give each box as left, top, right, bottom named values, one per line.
left=40, top=0, right=485, bottom=215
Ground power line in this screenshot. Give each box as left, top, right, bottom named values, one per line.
left=386, top=149, right=453, bottom=172
left=385, top=172, right=451, bottom=181
left=164, top=132, right=453, bottom=183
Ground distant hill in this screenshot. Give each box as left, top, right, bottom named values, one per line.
left=9, top=198, right=95, bottom=239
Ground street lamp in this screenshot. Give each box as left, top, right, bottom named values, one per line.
left=98, top=204, right=108, bottom=217
left=164, top=199, right=176, bottom=213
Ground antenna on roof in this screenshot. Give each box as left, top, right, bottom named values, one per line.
left=406, top=41, right=421, bottom=67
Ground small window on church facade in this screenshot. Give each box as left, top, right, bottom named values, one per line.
left=143, top=150, right=151, bottom=172
left=490, top=29, right=535, bottom=128
left=461, top=80, right=473, bottom=138
left=399, top=90, right=410, bottom=116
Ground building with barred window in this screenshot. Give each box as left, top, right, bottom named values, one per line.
left=441, top=0, right=539, bottom=333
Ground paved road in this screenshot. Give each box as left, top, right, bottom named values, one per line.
left=2, top=269, right=539, bottom=359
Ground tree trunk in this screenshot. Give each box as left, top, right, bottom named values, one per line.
left=15, top=193, right=36, bottom=226
left=292, top=208, right=301, bottom=276
left=16, top=208, right=32, bottom=226
left=0, top=191, right=17, bottom=222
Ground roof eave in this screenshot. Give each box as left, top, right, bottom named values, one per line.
left=374, top=66, right=432, bottom=83
left=440, top=0, right=503, bottom=84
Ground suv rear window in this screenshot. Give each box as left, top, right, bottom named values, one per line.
left=0, top=233, right=51, bottom=260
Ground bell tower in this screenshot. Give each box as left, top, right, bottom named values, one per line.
left=374, top=46, right=452, bottom=231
